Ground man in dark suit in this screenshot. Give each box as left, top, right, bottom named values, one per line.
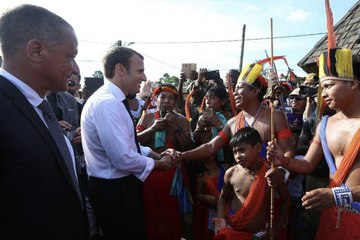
left=0, top=4, right=88, bottom=240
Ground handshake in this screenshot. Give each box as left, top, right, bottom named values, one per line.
left=154, top=149, right=182, bottom=170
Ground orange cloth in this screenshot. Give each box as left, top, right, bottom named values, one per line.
left=228, top=163, right=267, bottom=230
left=212, top=163, right=268, bottom=240
left=235, top=111, right=291, bottom=139
left=329, top=128, right=360, bottom=188
left=316, top=127, right=360, bottom=240
left=235, top=111, right=246, bottom=131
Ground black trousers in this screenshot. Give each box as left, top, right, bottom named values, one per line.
left=87, top=175, right=146, bottom=240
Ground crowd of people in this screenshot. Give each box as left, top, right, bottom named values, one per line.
left=1, top=3, right=360, bottom=240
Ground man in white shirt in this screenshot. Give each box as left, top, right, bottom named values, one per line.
left=81, top=47, right=173, bottom=240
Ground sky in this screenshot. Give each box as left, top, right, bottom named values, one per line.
left=0, top=0, right=358, bottom=83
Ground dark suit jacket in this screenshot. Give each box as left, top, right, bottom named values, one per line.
left=0, top=76, right=88, bottom=240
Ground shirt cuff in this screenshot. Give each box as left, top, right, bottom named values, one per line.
left=135, top=156, right=155, bottom=182
left=140, top=146, right=152, bottom=156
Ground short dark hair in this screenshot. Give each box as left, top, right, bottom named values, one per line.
left=103, top=46, right=143, bottom=79
left=229, top=69, right=240, bottom=82
left=206, top=86, right=227, bottom=101
left=0, top=4, right=72, bottom=58
left=230, top=127, right=261, bottom=148
left=247, top=83, right=265, bottom=101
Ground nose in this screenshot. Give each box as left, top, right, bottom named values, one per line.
left=142, top=73, right=147, bottom=82
left=321, top=89, right=327, bottom=98
left=234, top=87, right=240, bottom=97
left=72, top=60, right=80, bottom=75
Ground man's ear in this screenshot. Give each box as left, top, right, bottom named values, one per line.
left=350, top=79, right=360, bottom=90
left=115, top=63, right=127, bottom=76
left=26, top=39, right=43, bottom=63
left=252, top=87, right=260, bottom=97
left=255, top=142, right=262, bottom=154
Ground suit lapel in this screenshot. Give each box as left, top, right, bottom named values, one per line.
left=0, top=76, right=79, bottom=197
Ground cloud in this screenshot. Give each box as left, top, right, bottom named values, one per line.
left=287, top=9, right=310, bottom=22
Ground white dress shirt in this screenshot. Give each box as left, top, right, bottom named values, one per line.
left=81, top=80, right=154, bottom=181
left=0, top=68, right=78, bottom=179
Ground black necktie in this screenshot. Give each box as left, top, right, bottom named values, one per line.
left=38, top=100, right=83, bottom=206
left=123, top=99, right=141, bottom=154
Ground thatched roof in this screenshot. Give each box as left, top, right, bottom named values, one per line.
left=298, top=1, right=360, bottom=73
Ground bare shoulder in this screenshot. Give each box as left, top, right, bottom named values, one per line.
left=327, top=112, right=360, bottom=130
left=225, top=114, right=238, bottom=132
left=224, top=165, right=236, bottom=183
left=174, top=112, right=187, bottom=121
left=137, top=112, right=155, bottom=126
left=224, top=165, right=241, bottom=183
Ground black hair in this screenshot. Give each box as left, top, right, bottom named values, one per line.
left=0, top=4, right=72, bottom=58
left=230, top=127, right=261, bottom=148
left=206, top=85, right=227, bottom=101
left=103, top=46, right=143, bottom=79
left=247, top=83, right=265, bottom=101
left=229, top=69, right=240, bottom=84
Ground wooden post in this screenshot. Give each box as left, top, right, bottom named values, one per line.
left=239, top=24, right=246, bottom=72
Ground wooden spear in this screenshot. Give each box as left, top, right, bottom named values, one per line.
left=270, top=17, right=275, bottom=240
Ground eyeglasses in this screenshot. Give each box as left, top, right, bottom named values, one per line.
left=289, top=96, right=304, bottom=101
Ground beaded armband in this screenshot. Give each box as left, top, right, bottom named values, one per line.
left=332, top=186, right=353, bottom=206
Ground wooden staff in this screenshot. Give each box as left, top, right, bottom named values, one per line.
left=269, top=17, right=275, bottom=240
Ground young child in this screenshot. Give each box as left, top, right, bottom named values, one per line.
left=192, top=155, right=225, bottom=240
left=213, top=127, right=290, bottom=240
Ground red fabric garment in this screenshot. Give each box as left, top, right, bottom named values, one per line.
left=228, top=163, right=267, bottom=230
left=143, top=111, right=182, bottom=240
left=316, top=207, right=360, bottom=240
left=212, top=164, right=288, bottom=240
left=193, top=172, right=220, bottom=240
left=316, top=128, right=360, bottom=240
left=213, top=226, right=287, bottom=240
left=143, top=168, right=182, bottom=240
left=213, top=227, right=253, bottom=240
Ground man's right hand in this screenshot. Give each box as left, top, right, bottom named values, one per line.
left=154, top=155, right=173, bottom=170
left=266, top=140, right=286, bottom=167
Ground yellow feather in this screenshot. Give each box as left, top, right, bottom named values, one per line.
left=335, top=49, right=353, bottom=79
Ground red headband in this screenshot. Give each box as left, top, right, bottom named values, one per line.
left=152, top=86, right=178, bottom=97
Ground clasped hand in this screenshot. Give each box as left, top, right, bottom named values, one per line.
left=160, top=149, right=181, bottom=169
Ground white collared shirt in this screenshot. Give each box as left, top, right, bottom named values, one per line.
left=0, top=68, right=78, bottom=179
left=81, top=80, right=154, bottom=181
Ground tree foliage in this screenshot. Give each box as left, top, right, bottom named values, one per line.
left=159, top=73, right=179, bottom=87
left=93, top=70, right=104, bottom=79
